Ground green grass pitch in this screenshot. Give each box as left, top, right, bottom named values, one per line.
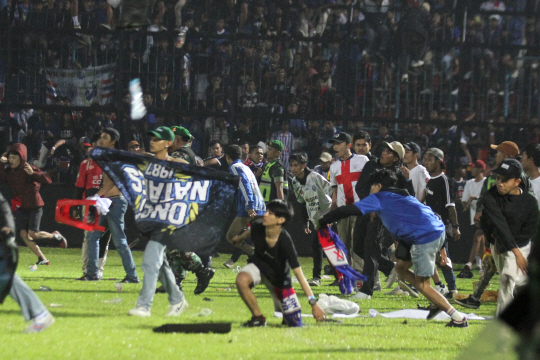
left=0, top=248, right=504, bottom=360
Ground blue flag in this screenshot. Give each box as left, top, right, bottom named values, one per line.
left=90, top=148, right=238, bottom=255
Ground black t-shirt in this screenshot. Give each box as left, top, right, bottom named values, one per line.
left=425, top=173, right=455, bottom=224
left=248, top=220, right=300, bottom=288
left=450, top=177, right=467, bottom=203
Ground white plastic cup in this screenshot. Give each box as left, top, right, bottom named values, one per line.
left=29, top=264, right=37, bottom=272
left=115, top=282, right=123, bottom=293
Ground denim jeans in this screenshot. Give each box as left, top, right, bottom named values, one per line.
left=86, top=197, right=137, bottom=279
left=10, top=274, right=47, bottom=321
left=137, top=240, right=184, bottom=310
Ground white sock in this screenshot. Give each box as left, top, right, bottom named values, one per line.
left=475, top=256, right=482, bottom=268
left=447, top=307, right=466, bottom=322
left=465, top=262, right=472, bottom=269
left=72, top=16, right=79, bottom=25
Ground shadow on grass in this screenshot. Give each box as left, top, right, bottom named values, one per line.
left=31, top=289, right=120, bottom=293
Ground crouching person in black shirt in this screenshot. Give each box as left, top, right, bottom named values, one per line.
left=233, top=200, right=326, bottom=327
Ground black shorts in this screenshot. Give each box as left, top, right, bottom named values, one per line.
left=14, top=207, right=43, bottom=232
left=395, top=240, right=412, bottom=262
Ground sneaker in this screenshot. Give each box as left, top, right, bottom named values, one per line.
left=73, top=23, right=81, bottom=30
left=128, top=305, right=151, bottom=317
left=435, top=283, right=449, bottom=296
left=243, top=315, right=266, bottom=327
left=97, top=270, right=104, bottom=280
left=194, top=268, right=215, bottom=294
left=24, top=311, right=55, bottom=333
left=402, top=74, right=409, bottom=82
left=76, top=274, right=99, bottom=281
left=411, top=60, right=424, bottom=68
left=457, top=267, right=473, bottom=279
left=165, top=298, right=189, bottom=317
left=36, top=259, right=50, bottom=265
left=223, top=259, right=235, bottom=269
left=120, top=276, right=140, bottom=284
left=308, top=278, right=321, bottom=287
left=445, top=319, right=469, bottom=328
left=373, top=283, right=382, bottom=292
left=53, top=231, right=68, bottom=249
left=386, top=267, right=398, bottom=289
left=398, top=281, right=419, bottom=298
left=426, top=304, right=443, bottom=320
left=385, top=287, right=409, bottom=296
left=351, top=291, right=371, bottom=299
left=455, top=295, right=481, bottom=309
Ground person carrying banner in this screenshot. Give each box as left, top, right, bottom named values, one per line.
left=329, top=132, right=369, bottom=265
left=319, top=169, right=469, bottom=327
left=289, top=152, right=334, bottom=287
left=233, top=200, right=326, bottom=327
left=259, top=140, right=289, bottom=203
left=128, top=126, right=189, bottom=317
left=80, top=128, right=139, bottom=282
left=0, top=191, right=55, bottom=333
left=0, top=143, right=67, bottom=266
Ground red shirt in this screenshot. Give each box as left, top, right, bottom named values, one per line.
left=75, top=158, right=103, bottom=195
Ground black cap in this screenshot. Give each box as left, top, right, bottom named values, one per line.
left=492, top=158, right=523, bottom=179
left=403, top=142, right=421, bottom=155
left=329, top=132, right=352, bottom=144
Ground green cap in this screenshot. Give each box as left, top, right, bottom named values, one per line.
left=268, top=140, right=284, bottom=151
left=170, top=125, right=192, bottom=139
left=147, top=126, right=175, bottom=142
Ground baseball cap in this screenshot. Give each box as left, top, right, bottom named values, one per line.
left=319, top=152, right=333, bottom=162
left=80, top=137, right=92, bottom=147
left=472, top=159, right=486, bottom=171
left=490, top=141, right=519, bottom=158
left=492, top=158, right=523, bottom=179
left=403, top=142, right=421, bottom=155
left=329, top=132, right=352, bottom=144
left=147, top=126, right=175, bottom=142
left=425, top=147, right=444, bottom=162
left=170, top=125, right=193, bottom=139
left=268, top=140, right=284, bottom=151
left=382, top=141, right=405, bottom=160
left=128, top=140, right=140, bottom=149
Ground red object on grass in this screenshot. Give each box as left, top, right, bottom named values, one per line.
left=55, top=199, right=105, bottom=232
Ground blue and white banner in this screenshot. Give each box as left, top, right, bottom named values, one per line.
left=90, top=148, right=238, bottom=255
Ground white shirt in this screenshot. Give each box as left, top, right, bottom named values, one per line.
left=330, top=154, right=369, bottom=206
left=530, top=176, right=540, bottom=209
left=409, top=164, right=430, bottom=202
left=461, top=177, right=486, bottom=225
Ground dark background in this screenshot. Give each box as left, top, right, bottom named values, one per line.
left=1, top=184, right=473, bottom=262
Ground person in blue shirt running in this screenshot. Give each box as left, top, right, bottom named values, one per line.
left=319, top=168, right=468, bottom=327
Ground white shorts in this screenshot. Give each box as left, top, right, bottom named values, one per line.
left=240, top=263, right=282, bottom=312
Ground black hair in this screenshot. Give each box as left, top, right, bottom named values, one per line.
left=237, top=139, right=249, bottom=147
left=266, top=200, right=294, bottom=226
left=91, top=133, right=101, bottom=144
left=250, top=145, right=262, bottom=153
left=352, top=131, right=371, bottom=144
left=524, top=143, right=540, bottom=167
left=101, top=128, right=120, bottom=149
left=208, top=140, right=222, bottom=148
left=289, top=152, right=308, bottom=165
left=368, top=168, right=397, bottom=189
left=225, top=144, right=242, bottom=161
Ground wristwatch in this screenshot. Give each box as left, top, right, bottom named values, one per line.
left=308, top=295, right=318, bottom=306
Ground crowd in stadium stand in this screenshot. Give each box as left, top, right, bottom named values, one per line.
left=0, top=0, right=539, bottom=182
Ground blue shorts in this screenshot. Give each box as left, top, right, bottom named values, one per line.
left=410, top=232, right=446, bottom=277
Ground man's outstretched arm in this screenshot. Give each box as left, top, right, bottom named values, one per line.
left=318, top=204, right=363, bottom=227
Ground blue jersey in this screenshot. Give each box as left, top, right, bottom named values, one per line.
left=354, top=191, right=445, bottom=245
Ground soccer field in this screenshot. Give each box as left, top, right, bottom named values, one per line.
left=0, top=248, right=507, bottom=360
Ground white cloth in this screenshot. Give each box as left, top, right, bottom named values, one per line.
left=368, top=309, right=489, bottom=321
left=86, top=195, right=112, bottom=215
left=329, top=154, right=369, bottom=206
left=492, top=242, right=531, bottom=317
left=529, top=176, right=540, bottom=209
left=461, top=177, right=486, bottom=225
left=409, top=164, right=430, bottom=201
